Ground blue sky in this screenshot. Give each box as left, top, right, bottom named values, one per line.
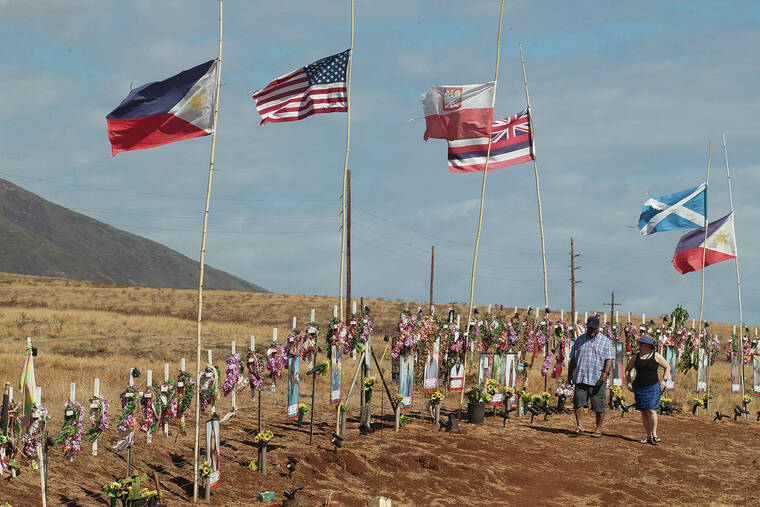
left=2, top=0, right=759, bottom=327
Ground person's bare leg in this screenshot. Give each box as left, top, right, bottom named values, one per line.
left=639, top=409, right=649, bottom=441
left=574, top=407, right=584, bottom=432
left=594, top=411, right=605, bottom=435
left=651, top=409, right=659, bottom=440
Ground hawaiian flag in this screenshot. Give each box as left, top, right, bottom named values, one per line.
left=19, top=345, right=36, bottom=416
left=447, top=109, right=535, bottom=173
left=252, top=50, right=349, bottom=125
left=106, top=60, right=218, bottom=155
left=422, top=82, right=495, bottom=141
left=672, top=212, right=737, bottom=274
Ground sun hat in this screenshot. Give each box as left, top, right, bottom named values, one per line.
left=638, top=334, right=654, bottom=346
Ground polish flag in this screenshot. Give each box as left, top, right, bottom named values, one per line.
left=106, top=60, right=218, bottom=156
left=421, top=82, right=495, bottom=141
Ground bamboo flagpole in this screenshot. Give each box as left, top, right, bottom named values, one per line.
left=695, top=141, right=711, bottom=410
left=338, top=0, right=355, bottom=323
left=519, top=44, right=549, bottom=311
left=458, top=0, right=505, bottom=416
left=193, top=0, right=223, bottom=502
left=722, top=131, right=746, bottom=409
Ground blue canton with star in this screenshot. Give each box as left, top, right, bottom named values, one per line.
left=304, top=49, right=350, bottom=85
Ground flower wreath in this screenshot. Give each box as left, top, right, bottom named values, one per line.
left=139, top=388, right=158, bottom=435
left=301, top=321, right=320, bottom=362
left=284, top=330, right=304, bottom=360
left=176, top=371, right=195, bottom=417
left=118, top=385, right=139, bottom=435
left=20, top=403, right=49, bottom=460
left=392, top=310, right=420, bottom=360
left=55, top=400, right=84, bottom=459
left=326, top=318, right=348, bottom=360
left=223, top=353, right=243, bottom=394
left=157, top=380, right=178, bottom=426
left=84, top=395, right=109, bottom=443
left=199, top=364, right=219, bottom=411
left=246, top=349, right=264, bottom=390
left=266, top=341, right=286, bottom=389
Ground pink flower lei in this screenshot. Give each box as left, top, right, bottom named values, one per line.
left=223, top=353, right=243, bottom=393
left=447, top=322, right=464, bottom=356
left=326, top=318, right=349, bottom=357
left=392, top=310, right=420, bottom=360
left=118, top=385, right=139, bottom=434
left=199, top=364, right=218, bottom=412
left=266, top=341, right=286, bottom=388
left=84, top=396, right=109, bottom=443
left=247, top=349, right=264, bottom=389
left=301, top=321, right=320, bottom=361
left=284, top=330, right=304, bottom=360
left=56, top=400, right=84, bottom=459
left=139, top=389, right=157, bottom=435
left=21, top=404, right=49, bottom=460
left=156, top=381, right=178, bottom=424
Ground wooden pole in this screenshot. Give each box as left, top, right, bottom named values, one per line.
left=430, top=246, right=435, bottom=313
left=458, top=0, right=505, bottom=418
left=163, top=364, right=169, bottom=438
left=37, top=385, right=46, bottom=507
left=193, top=1, right=223, bottom=501
left=722, top=131, right=746, bottom=412
left=519, top=43, right=549, bottom=310
left=146, top=370, right=153, bottom=444
left=345, top=169, right=352, bottom=321
left=338, top=0, right=355, bottom=323
left=696, top=141, right=711, bottom=411
left=92, top=378, right=100, bottom=455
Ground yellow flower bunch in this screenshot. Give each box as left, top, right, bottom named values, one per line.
left=364, top=376, right=377, bottom=391
left=430, top=390, right=444, bottom=402
left=610, top=385, right=622, bottom=397
left=248, top=459, right=258, bottom=472
left=395, top=393, right=404, bottom=402
left=485, top=378, right=500, bottom=395
left=660, top=397, right=672, bottom=404
left=743, top=394, right=751, bottom=405
left=200, top=460, right=212, bottom=478
left=530, top=394, right=543, bottom=404
left=253, top=429, right=273, bottom=445
left=140, top=488, right=159, bottom=499
left=692, top=398, right=704, bottom=407
left=297, top=403, right=309, bottom=415
left=503, top=387, right=515, bottom=396
left=103, top=482, right=125, bottom=499
left=539, top=392, right=551, bottom=402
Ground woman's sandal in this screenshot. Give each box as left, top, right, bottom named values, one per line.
left=653, top=436, right=661, bottom=443
left=639, top=438, right=649, bottom=444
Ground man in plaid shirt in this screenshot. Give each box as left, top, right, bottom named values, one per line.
left=568, top=315, right=614, bottom=437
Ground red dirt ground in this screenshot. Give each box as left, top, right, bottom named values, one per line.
left=4, top=371, right=759, bottom=507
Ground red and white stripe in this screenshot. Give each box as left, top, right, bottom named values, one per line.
left=252, top=68, right=347, bottom=125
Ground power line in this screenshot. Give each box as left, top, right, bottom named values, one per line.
left=69, top=207, right=336, bottom=221
left=111, top=223, right=334, bottom=235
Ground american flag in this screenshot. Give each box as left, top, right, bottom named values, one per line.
left=252, top=50, right=350, bottom=125
left=447, top=109, right=535, bottom=173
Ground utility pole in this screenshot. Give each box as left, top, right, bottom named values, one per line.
left=569, top=238, right=581, bottom=332
left=603, top=291, right=621, bottom=325
left=345, top=169, right=352, bottom=320
left=429, top=246, right=434, bottom=313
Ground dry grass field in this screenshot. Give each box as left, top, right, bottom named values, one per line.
left=1, top=271, right=757, bottom=506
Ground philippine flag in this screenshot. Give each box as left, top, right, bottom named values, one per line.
left=106, top=60, right=218, bottom=156
left=672, top=212, right=737, bottom=274
left=421, top=82, right=495, bottom=141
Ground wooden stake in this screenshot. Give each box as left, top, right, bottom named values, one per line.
left=338, top=0, right=355, bottom=322
left=459, top=0, right=505, bottom=418
left=68, top=383, right=76, bottom=462
left=146, top=370, right=153, bottom=444
left=231, top=341, right=237, bottom=412
left=346, top=169, right=352, bottom=321
left=519, top=43, right=549, bottom=310
left=93, top=378, right=100, bottom=455
left=696, top=141, right=711, bottom=407
left=194, top=1, right=223, bottom=502
left=37, top=385, right=47, bottom=507
left=163, top=364, right=170, bottom=438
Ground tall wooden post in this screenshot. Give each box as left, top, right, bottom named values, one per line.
left=345, top=169, right=352, bottom=321
left=430, top=246, right=435, bottom=312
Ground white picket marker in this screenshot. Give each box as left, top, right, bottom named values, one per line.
left=514, top=307, right=518, bottom=314
left=353, top=301, right=357, bottom=314
left=146, top=370, right=153, bottom=443
left=487, top=304, right=492, bottom=314
left=207, top=350, right=216, bottom=413
left=628, top=312, right=631, bottom=322
left=615, top=311, right=619, bottom=323
left=163, top=364, right=170, bottom=437
left=310, top=309, right=316, bottom=322
left=457, top=315, right=461, bottom=327
left=92, top=378, right=100, bottom=455
left=36, top=385, right=46, bottom=504
left=692, top=319, right=695, bottom=329
left=68, top=383, right=76, bottom=461
left=231, top=341, right=237, bottom=411
left=584, top=312, right=588, bottom=324
left=603, top=314, right=607, bottom=325
left=431, top=305, right=435, bottom=315
left=250, top=336, right=255, bottom=350
left=273, top=329, right=278, bottom=342
left=292, top=317, right=297, bottom=330
left=179, top=358, right=186, bottom=426
left=733, top=325, right=737, bottom=335
left=7, top=386, right=12, bottom=403
left=642, top=313, right=646, bottom=327
left=560, top=309, right=564, bottom=321
left=333, top=305, right=338, bottom=319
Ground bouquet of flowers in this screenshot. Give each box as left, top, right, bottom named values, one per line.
left=465, top=385, right=492, bottom=404
left=266, top=341, right=286, bottom=389
left=253, top=429, right=273, bottom=447
left=446, top=321, right=464, bottom=356
left=555, top=383, right=574, bottom=399
left=430, top=390, right=444, bottom=404
left=84, top=395, right=109, bottom=443
left=540, top=352, right=554, bottom=377
left=55, top=400, right=84, bottom=460
left=223, top=353, right=243, bottom=394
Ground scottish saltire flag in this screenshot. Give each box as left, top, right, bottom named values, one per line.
left=447, top=109, right=535, bottom=173
left=253, top=50, right=349, bottom=124
left=638, top=182, right=707, bottom=236
left=106, top=60, right=218, bottom=155
left=422, top=82, right=495, bottom=141
left=19, top=345, right=36, bottom=416
left=672, top=212, right=737, bottom=274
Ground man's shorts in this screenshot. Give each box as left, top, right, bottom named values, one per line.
left=573, top=383, right=606, bottom=413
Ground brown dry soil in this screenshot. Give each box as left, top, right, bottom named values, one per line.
left=4, top=376, right=759, bottom=507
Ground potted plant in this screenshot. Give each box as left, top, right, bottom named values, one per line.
left=465, top=386, right=492, bottom=424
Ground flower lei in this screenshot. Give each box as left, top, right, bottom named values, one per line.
left=478, top=317, right=498, bottom=352
left=326, top=318, right=349, bottom=360
left=20, top=403, right=49, bottom=460
left=247, top=349, right=264, bottom=389
left=199, top=364, right=218, bottom=411
left=446, top=321, right=464, bottom=356
left=84, top=396, right=109, bottom=443
left=418, top=315, right=439, bottom=358
left=284, top=330, right=304, bottom=360
left=540, top=351, right=554, bottom=377
left=118, top=385, right=139, bottom=435
left=392, top=310, right=420, bottom=359
left=176, top=371, right=195, bottom=417
left=604, top=323, right=623, bottom=342
left=55, top=400, right=84, bottom=459
left=223, top=353, right=243, bottom=394
left=266, top=341, right=286, bottom=389
left=139, top=388, right=157, bottom=435
left=157, top=380, right=178, bottom=426
left=301, top=321, right=320, bottom=362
